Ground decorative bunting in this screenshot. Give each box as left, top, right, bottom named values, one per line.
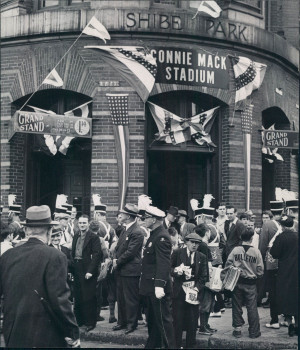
left=106, top=93, right=130, bottom=209
left=148, top=102, right=219, bottom=148
left=230, top=56, right=267, bottom=104
left=85, top=46, right=157, bottom=102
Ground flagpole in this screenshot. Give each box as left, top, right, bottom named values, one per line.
left=19, top=32, right=85, bottom=111
left=244, top=133, right=251, bottom=211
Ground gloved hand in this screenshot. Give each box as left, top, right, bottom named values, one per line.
left=155, top=287, right=165, bottom=299
left=65, top=337, right=80, bottom=348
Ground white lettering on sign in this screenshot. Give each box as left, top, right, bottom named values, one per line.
left=18, top=112, right=45, bottom=132
left=265, top=131, right=289, bottom=147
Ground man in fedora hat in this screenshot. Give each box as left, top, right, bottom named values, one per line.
left=178, top=210, right=195, bottom=241
left=139, top=205, right=176, bottom=349
left=0, top=205, right=80, bottom=348
left=112, top=204, right=144, bottom=334
left=171, top=232, right=208, bottom=348
left=163, top=206, right=178, bottom=230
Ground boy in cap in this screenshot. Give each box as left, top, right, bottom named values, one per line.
left=225, top=228, right=264, bottom=339
left=140, top=205, right=175, bottom=349
left=194, top=223, right=217, bottom=335
left=171, top=232, right=208, bottom=348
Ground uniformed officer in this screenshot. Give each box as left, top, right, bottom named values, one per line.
left=139, top=205, right=176, bottom=349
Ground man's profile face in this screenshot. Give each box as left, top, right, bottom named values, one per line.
left=167, top=213, right=176, bottom=223
left=143, top=216, right=155, bottom=229
left=78, top=217, right=89, bottom=232
left=226, top=209, right=236, bottom=221
left=178, top=216, right=185, bottom=224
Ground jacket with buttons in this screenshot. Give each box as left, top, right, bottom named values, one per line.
left=139, top=224, right=172, bottom=296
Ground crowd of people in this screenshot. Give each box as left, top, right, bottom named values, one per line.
left=0, top=193, right=298, bottom=348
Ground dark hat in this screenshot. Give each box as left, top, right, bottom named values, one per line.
left=95, top=204, right=107, bottom=213
left=285, top=199, right=298, bottom=209
left=279, top=215, right=294, bottom=228
left=8, top=204, right=21, bottom=214
left=21, top=205, right=59, bottom=226
left=55, top=207, right=68, bottom=214
left=166, top=206, right=178, bottom=217
left=51, top=226, right=63, bottom=236
left=178, top=210, right=188, bottom=218
left=119, top=203, right=140, bottom=217
left=144, top=206, right=165, bottom=219
left=270, top=201, right=284, bottom=211
left=201, top=208, right=214, bottom=217
left=185, top=232, right=201, bottom=242
left=194, top=208, right=202, bottom=217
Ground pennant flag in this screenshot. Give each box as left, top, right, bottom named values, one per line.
left=241, top=104, right=253, bottom=134
left=148, top=102, right=219, bottom=148
left=42, top=68, right=64, bottom=87
left=230, top=56, right=267, bottom=104
left=64, top=100, right=92, bottom=118
left=261, top=125, right=284, bottom=163
left=192, top=1, right=222, bottom=19
left=85, top=46, right=157, bottom=102
left=82, top=16, right=110, bottom=43
left=106, top=94, right=130, bottom=209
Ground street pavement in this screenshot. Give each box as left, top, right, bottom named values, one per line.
left=80, top=306, right=298, bottom=349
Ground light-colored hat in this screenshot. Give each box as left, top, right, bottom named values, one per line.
left=119, top=203, right=140, bottom=217
left=185, top=232, right=201, bottom=242
left=144, top=205, right=165, bottom=219
left=21, top=205, right=59, bottom=226
left=178, top=210, right=188, bottom=218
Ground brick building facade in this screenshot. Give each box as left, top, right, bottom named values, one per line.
left=1, top=0, right=299, bottom=222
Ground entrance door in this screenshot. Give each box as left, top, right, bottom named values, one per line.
left=26, top=137, right=91, bottom=215
left=148, top=151, right=208, bottom=216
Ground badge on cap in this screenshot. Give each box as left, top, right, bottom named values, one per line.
left=148, top=242, right=152, bottom=247
left=160, top=237, right=165, bottom=241
left=126, top=237, right=128, bottom=241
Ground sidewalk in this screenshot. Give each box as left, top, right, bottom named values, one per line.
left=80, top=306, right=298, bottom=349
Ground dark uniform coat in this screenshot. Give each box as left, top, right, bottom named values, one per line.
left=115, top=221, right=144, bottom=276
left=224, top=219, right=246, bottom=257
left=270, top=229, right=298, bottom=315
left=140, top=224, right=175, bottom=349
left=71, top=230, right=102, bottom=326
left=0, top=238, right=79, bottom=348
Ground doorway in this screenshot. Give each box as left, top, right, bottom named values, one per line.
left=148, top=151, right=210, bottom=217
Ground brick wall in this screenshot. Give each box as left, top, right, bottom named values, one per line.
left=1, top=35, right=298, bottom=224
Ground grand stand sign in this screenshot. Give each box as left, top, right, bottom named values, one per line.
left=9, top=111, right=92, bottom=141
left=263, top=130, right=299, bottom=149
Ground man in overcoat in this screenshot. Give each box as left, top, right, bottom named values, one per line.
left=71, top=214, right=102, bottom=332
left=270, top=215, right=298, bottom=337
left=140, top=205, right=176, bottom=349
left=0, top=205, right=80, bottom=348
left=177, top=209, right=195, bottom=241
left=171, top=232, right=208, bottom=348
left=112, top=204, right=144, bottom=334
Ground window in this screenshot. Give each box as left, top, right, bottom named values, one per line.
left=152, top=0, right=178, bottom=7
left=233, top=0, right=262, bottom=14
left=39, top=0, right=59, bottom=8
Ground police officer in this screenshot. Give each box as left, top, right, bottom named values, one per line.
left=139, top=205, right=175, bottom=349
